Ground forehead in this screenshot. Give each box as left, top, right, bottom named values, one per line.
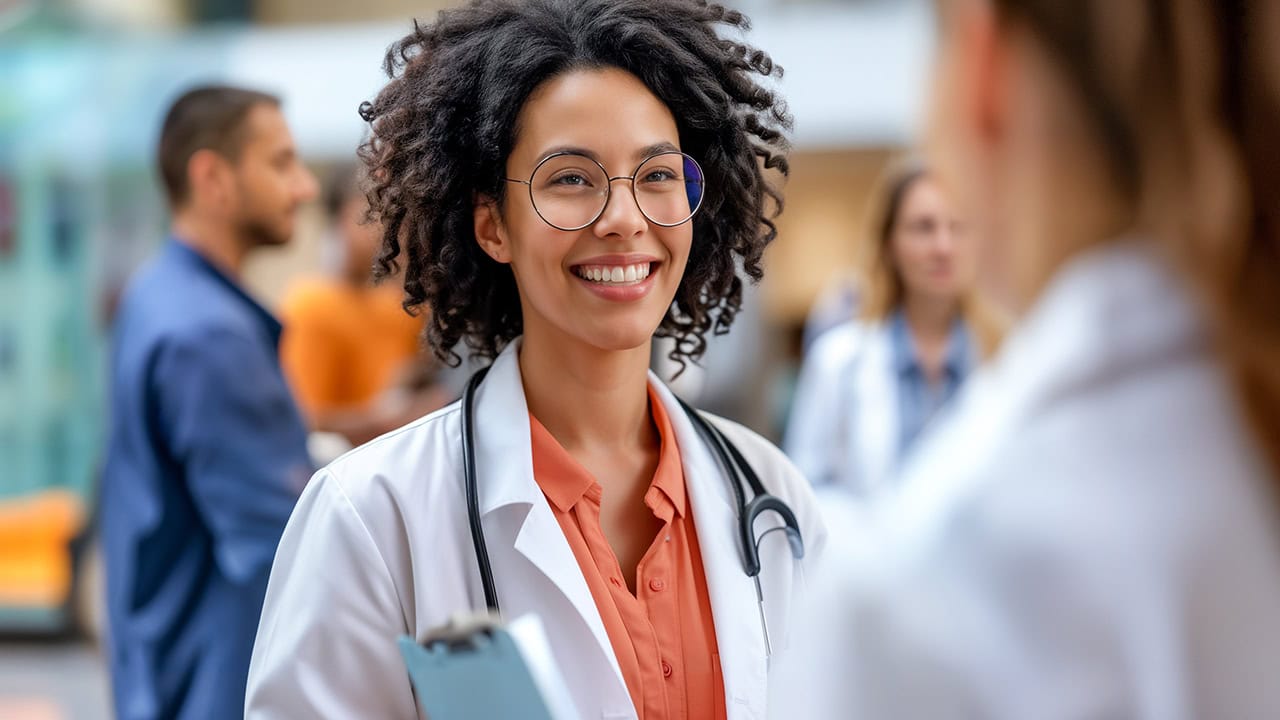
left=900, top=176, right=946, bottom=215
left=511, top=67, right=680, bottom=167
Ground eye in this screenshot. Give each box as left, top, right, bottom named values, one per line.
left=637, top=162, right=680, bottom=183
left=908, top=217, right=936, bottom=234
left=550, top=171, right=593, bottom=187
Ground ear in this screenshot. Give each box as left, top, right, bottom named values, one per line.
left=473, top=195, right=512, bottom=264
left=187, top=148, right=233, bottom=209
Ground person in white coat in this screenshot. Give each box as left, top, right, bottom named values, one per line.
left=776, top=0, right=1280, bottom=717
left=245, top=2, right=825, bottom=718
left=785, top=160, right=1002, bottom=496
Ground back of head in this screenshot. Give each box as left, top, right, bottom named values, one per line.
left=984, top=0, right=1280, bottom=477
left=157, top=84, right=281, bottom=209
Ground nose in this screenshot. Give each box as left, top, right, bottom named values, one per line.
left=931, top=221, right=958, bottom=257
left=591, top=177, right=647, bottom=240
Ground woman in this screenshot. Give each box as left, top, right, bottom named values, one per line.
left=245, top=1, right=825, bottom=718
left=779, top=0, right=1280, bottom=717
left=785, top=159, right=1000, bottom=496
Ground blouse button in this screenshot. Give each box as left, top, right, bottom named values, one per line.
left=662, top=660, right=673, bottom=678
left=649, top=578, right=666, bottom=592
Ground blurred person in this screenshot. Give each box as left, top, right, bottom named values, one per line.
left=784, top=159, right=1001, bottom=495
left=101, top=85, right=318, bottom=720
left=799, top=267, right=861, bottom=353
left=775, top=1, right=1280, bottom=718
left=245, top=1, right=826, bottom=718
left=279, top=165, right=447, bottom=449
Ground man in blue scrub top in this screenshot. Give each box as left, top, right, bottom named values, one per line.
left=102, top=85, right=318, bottom=720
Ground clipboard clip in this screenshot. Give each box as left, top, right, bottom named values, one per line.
left=420, top=612, right=504, bottom=652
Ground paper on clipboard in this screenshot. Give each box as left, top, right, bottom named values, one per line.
left=399, top=613, right=577, bottom=720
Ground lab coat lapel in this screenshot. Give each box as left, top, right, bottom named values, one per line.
left=651, top=377, right=768, bottom=720
left=473, top=342, right=628, bottom=704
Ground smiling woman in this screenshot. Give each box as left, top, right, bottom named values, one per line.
left=244, top=2, right=827, bottom=719
left=358, top=0, right=789, bottom=371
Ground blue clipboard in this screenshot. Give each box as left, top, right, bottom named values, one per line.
left=398, top=617, right=555, bottom=720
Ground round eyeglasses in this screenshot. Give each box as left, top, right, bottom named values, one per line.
left=504, top=151, right=705, bottom=231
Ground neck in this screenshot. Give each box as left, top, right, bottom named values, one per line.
left=518, top=329, right=655, bottom=456
left=171, top=213, right=248, bottom=279
left=902, top=293, right=959, bottom=340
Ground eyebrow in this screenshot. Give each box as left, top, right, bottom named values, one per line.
left=537, top=141, right=681, bottom=165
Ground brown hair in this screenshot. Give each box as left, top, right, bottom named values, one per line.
left=983, top=0, right=1280, bottom=476
left=857, top=157, right=1004, bottom=357
left=157, top=85, right=280, bottom=209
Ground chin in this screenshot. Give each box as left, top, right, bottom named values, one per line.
left=575, top=319, right=660, bottom=354
left=241, top=218, right=295, bottom=248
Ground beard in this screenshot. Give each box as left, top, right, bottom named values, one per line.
left=234, top=208, right=293, bottom=248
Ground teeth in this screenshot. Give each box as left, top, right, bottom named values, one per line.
left=576, top=263, right=653, bottom=284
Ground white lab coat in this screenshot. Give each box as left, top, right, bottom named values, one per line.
left=245, top=339, right=827, bottom=720
left=785, top=319, right=899, bottom=496
left=774, top=243, right=1280, bottom=719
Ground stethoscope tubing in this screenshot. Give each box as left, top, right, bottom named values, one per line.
left=459, top=367, right=803, bottom=631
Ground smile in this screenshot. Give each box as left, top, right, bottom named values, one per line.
left=573, top=262, right=654, bottom=285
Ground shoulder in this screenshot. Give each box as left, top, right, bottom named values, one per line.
left=804, top=320, right=882, bottom=373
left=702, top=414, right=828, bottom=549
left=117, top=272, right=262, bottom=351
left=898, top=347, right=1277, bottom=589
left=704, top=415, right=796, bottom=480
left=319, top=399, right=466, bottom=513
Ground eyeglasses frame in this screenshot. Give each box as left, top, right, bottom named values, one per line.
left=502, top=150, right=705, bottom=232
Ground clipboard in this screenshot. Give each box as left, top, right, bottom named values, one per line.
left=399, top=613, right=572, bottom=720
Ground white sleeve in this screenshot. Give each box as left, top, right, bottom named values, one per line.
left=774, top=489, right=1280, bottom=720
left=782, top=330, right=853, bottom=488
left=246, top=471, right=422, bottom=720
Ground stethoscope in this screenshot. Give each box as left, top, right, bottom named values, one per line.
left=460, top=366, right=805, bottom=657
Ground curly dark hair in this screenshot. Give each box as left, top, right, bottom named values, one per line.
left=358, top=0, right=790, bottom=368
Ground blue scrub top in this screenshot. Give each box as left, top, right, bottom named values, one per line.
left=888, top=309, right=975, bottom=460
left=101, top=239, right=312, bottom=720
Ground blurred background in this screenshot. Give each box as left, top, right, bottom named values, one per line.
left=0, top=0, right=933, bottom=716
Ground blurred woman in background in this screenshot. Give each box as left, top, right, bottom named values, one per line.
left=777, top=1, right=1280, bottom=717
left=785, top=159, right=1000, bottom=496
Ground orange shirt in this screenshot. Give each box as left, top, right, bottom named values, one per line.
left=529, top=388, right=727, bottom=720
left=279, top=279, right=423, bottom=419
